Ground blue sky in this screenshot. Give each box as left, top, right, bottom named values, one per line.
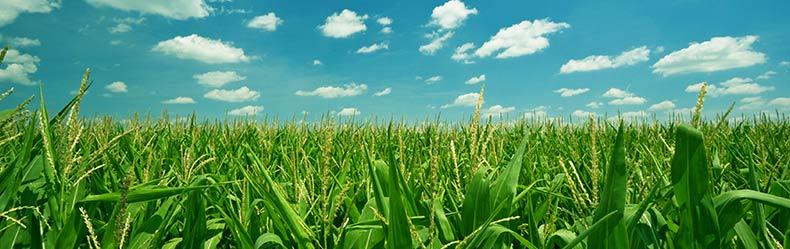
left=1, top=0, right=789, bottom=121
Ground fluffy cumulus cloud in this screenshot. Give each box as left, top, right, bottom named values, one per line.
left=337, top=107, right=360, bottom=116
left=161, top=96, right=196, bottom=104
left=652, top=36, right=766, bottom=76
left=429, top=0, right=477, bottom=30
left=523, top=106, right=549, bottom=119
left=0, top=0, right=59, bottom=27
left=756, top=71, right=776, bottom=80
left=465, top=74, right=485, bottom=84
left=441, top=92, right=481, bottom=108
left=247, top=12, right=283, bottom=31
left=374, top=87, right=391, bottom=96
left=419, top=31, right=454, bottom=55
left=228, top=105, right=263, bottom=116
left=295, top=83, right=367, bottom=98
left=377, top=16, right=393, bottom=33
left=648, top=100, right=675, bottom=111
left=193, top=71, right=246, bottom=88
left=319, top=9, right=368, bottom=38
left=85, top=0, right=210, bottom=20
left=603, top=88, right=646, bottom=105
left=108, top=17, right=144, bottom=34
left=452, top=42, right=476, bottom=63
left=105, top=81, right=128, bottom=93
left=6, top=37, right=41, bottom=47
left=738, top=97, right=766, bottom=110
left=685, top=78, right=774, bottom=97
left=204, top=86, right=260, bottom=102
left=737, top=97, right=790, bottom=111
left=377, top=17, right=392, bottom=26
left=586, top=102, right=603, bottom=109
left=769, top=97, right=790, bottom=108
left=572, top=110, right=595, bottom=118
left=554, top=88, right=590, bottom=97
left=618, top=111, right=648, bottom=119
left=482, top=105, right=515, bottom=117
left=560, top=46, right=650, bottom=73
left=356, top=43, right=389, bottom=54
left=153, top=34, right=250, bottom=64
left=475, top=19, right=570, bottom=59
left=424, top=75, right=442, bottom=84
left=0, top=49, right=40, bottom=85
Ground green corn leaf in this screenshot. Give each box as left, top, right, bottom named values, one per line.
left=182, top=184, right=207, bottom=249
left=382, top=160, right=413, bottom=248
left=670, top=124, right=719, bottom=249
left=81, top=185, right=212, bottom=203
left=588, top=123, right=629, bottom=249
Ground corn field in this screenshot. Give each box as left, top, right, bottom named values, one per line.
left=2, top=48, right=790, bottom=248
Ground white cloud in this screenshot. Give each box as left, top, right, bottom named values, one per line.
left=618, top=111, right=648, bottom=119
left=105, top=81, right=128, bottom=93
left=441, top=92, right=480, bottom=108
left=228, top=105, right=263, bottom=116
left=756, top=70, right=776, bottom=80
left=376, top=17, right=392, bottom=26
left=356, top=43, right=389, bottom=54
left=648, top=100, right=675, bottom=111
left=204, top=86, right=260, bottom=102
left=0, top=0, right=58, bottom=27
left=482, top=105, right=515, bottom=117
left=586, top=102, right=603, bottom=109
left=6, top=37, right=41, bottom=47
left=602, top=88, right=646, bottom=105
left=560, top=46, right=650, bottom=73
left=337, top=107, right=360, bottom=116
left=109, top=23, right=132, bottom=33
left=768, top=97, right=790, bottom=107
left=452, top=42, right=476, bottom=63
left=153, top=34, right=250, bottom=64
left=108, top=17, right=144, bottom=34
left=685, top=78, right=774, bottom=97
left=554, top=88, right=590, bottom=97
left=380, top=27, right=392, bottom=34
left=572, top=110, right=595, bottom=118
left=0, top=49, right=40, bottom=85
left=162, top=96, right=196, bottom=104
left=652, top=36, right=766, bottom=76
left=312, top=59, right=322, bottom=65
left=429, top=0, right=477, bottom=30
left=780, top=61, right=790, bottom=67
left=295, top=83, right=367, bottom=98
left=247, top=12, right=283, bottom=31
left=738, top=96, right=766, bottom=110
left=419, top=31, right=454, bottom=55
left=475, top=19, right=570, bottom=59
left=193, top=71, right=245, bottom=88
left=424, top=75, right=442, bottom=84
left=602, top=88, right=632, bottom=98
left=374, top=87, right=391, bottom=96
left=319, top=9, right=368, bottom=38
left=609, top=96, right=646, bottom=105
left=523, top=106, right=549, bottom=119
left=465, top=74, right=485, bottom=84
left=85, top=0, right=210, bottom=20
